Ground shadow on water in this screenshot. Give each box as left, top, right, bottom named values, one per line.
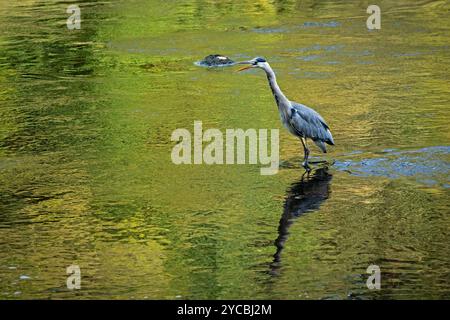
left=270, top=167, right=332, bottom=276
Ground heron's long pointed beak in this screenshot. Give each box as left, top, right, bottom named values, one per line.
left=236, top=66, right=251, bottom=72
left=235, top=61, right=252, bottom=72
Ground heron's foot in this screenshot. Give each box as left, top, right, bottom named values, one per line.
left=308, top=160, right=328, bottom=164
left=308, top=159, right=336, bottom=167
left=302, top=161, right=312, bottom=172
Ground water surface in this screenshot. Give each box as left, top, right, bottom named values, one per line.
left=0, top=0, right=449, bottom=299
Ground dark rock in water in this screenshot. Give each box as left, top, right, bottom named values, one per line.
left=199, top=54, right=234, bottom=67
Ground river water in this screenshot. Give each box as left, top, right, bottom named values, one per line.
left=0, top=0, right=449, bottom=299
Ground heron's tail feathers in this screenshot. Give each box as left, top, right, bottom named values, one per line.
left=313, top=128, right=334, bottom=153
left=325, top=129, right=335, bottom=145
left=314, top=140, right=327, bottom=153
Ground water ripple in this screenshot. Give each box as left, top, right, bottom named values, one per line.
left=335, top=146, right=450, bottom=186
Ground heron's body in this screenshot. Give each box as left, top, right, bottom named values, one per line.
left=237, top=57, right=334, bottom=170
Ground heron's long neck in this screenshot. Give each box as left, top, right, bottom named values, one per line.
left=264, top=65, right=290, bottom=109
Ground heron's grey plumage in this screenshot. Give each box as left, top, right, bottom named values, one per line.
left=237, top=57, right=334, bottom=170
left=289, top=102, right=334, bottom=152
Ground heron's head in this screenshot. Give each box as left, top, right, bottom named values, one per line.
left=236, top=57, right=269, bottom=72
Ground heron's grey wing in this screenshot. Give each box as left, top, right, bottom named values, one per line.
left=289, top=102, right=334, bottom=145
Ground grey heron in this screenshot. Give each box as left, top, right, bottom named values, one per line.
left=236, top=57, right=334, bottom=171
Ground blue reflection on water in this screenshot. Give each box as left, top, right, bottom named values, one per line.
left=334, top=146, right=450, bottom=187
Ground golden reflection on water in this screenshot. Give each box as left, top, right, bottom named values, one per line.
left=0, top=0, right=449, bottom=299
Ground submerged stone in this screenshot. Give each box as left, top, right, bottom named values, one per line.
left=197, top=54, right=235, bottom=67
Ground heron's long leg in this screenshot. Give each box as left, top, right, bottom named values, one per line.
left=300, top=138, right=311, bottom=171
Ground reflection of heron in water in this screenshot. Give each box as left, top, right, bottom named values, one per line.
left=270, top=168, right=332, bottom=275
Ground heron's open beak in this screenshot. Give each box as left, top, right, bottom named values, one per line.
left=235, top=61, right=252, bottom=72
left=236, top=66, right=251, bottom=72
